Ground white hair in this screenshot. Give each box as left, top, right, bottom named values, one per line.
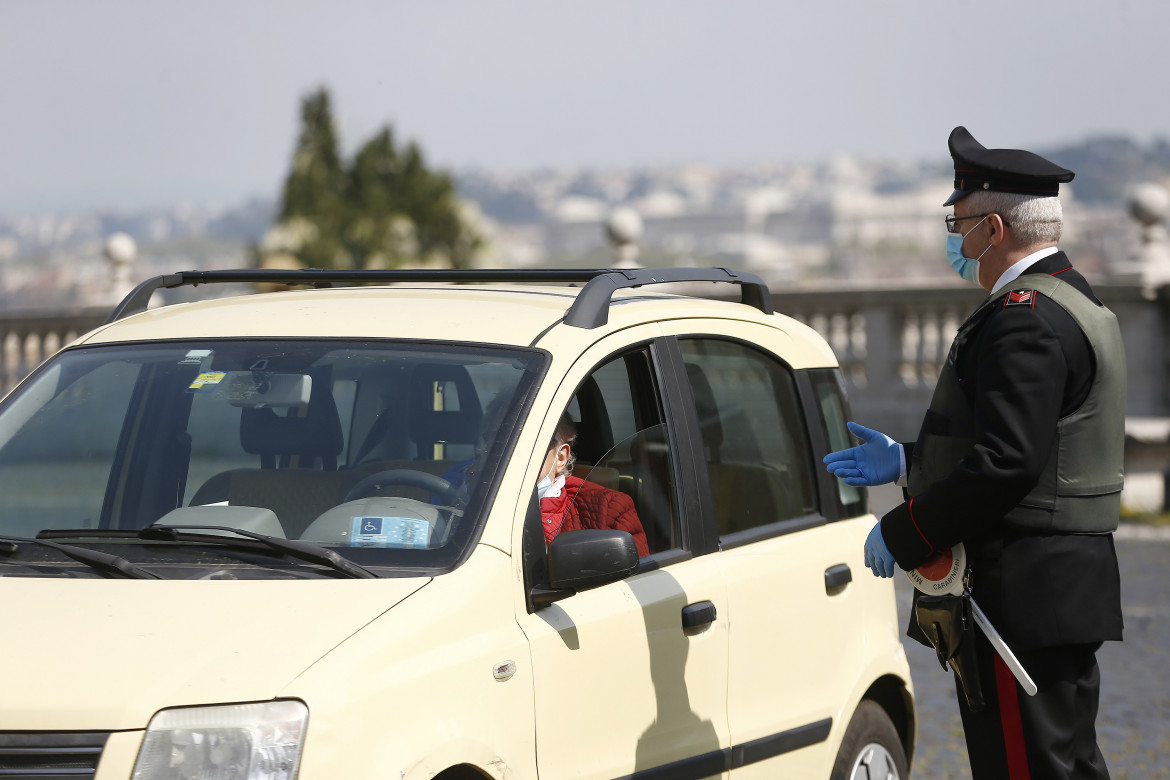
left=963, top=190, right=1063, bottom=245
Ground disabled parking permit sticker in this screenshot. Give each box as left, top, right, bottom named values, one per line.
left=351, top=516, right=431, bottom=548
left=188, top=372, right=228, bottom=393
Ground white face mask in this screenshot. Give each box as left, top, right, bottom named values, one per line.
left=537, top=473, right=565, bottom=500
left=537, top=440, right=565, bottom=500
left=538, top=438, right=567, bottom=499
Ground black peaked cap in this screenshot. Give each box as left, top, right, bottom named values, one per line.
left=944, top=126, right=1074, bottom=206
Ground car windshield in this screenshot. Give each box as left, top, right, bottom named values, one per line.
left=0, top=339, right=544, bottom=577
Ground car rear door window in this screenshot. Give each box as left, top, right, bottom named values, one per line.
left=677, top=338, right=817, bottom=537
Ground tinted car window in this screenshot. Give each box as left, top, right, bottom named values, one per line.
left=566, top=347, right=680, bottom=556
left=809, top=368, right=867, bottom=519
left=0, top=361, right=136, bottom=535
left=678, top=338, right=817, bottom=536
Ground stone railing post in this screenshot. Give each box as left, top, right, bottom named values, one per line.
left=605, top=208, right=643, bottom=269
left=1125, top=183, right=1170, bottom=298
left=860, top=303, right=899, bottom=397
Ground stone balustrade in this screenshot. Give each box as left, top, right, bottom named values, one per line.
left=3, top=282, right=1161, bottom=424
left=775, top=281, right=1162, bottom=440
left=774, top=285, right=985, bottom=440
left=0, top=308, right=109, bottom=395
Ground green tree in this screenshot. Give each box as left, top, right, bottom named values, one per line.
left=345, top=127, right=418, bottom=269
left=273, top=87, right=349, bottom=269
left=396, top=141, right=480, bottom=268
left=264, top=87, right=481, bottom=271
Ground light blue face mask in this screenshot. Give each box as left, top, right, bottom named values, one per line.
left=946, top=216, right=990, bottom=284
left=537, top=473, right=565, bottom=500
left=537, top=438, right=566, bottom=499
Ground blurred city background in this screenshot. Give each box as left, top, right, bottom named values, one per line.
left=1, top=121, right=1165, bottom=304
left=5, top=1, right=1170, bottom=307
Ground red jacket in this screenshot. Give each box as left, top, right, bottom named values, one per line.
left=540, top=476, right=649, bottom=557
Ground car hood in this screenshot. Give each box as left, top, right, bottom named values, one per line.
left=0, top=576, right=428, bottom=731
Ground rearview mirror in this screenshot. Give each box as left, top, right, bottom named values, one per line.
left=224, top=372, right=312, bottom=408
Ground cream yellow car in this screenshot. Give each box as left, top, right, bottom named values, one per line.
left=0, top=267, right=913, bottom=780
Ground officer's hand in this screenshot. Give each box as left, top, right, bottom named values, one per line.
left=822, top=421, right=902, bottom=486
left=864, top=522, right=896, bottom=578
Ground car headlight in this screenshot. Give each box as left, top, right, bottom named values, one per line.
left=131, top=700, right=308, bottom=780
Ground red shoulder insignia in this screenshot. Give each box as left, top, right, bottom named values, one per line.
left=1004, top=289, right=1037, bottom=309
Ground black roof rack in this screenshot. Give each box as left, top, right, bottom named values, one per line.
left=107, top=267, right=773, bottom=329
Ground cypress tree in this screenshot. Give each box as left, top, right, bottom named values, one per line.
left=267, top=87, right=480, bottom=271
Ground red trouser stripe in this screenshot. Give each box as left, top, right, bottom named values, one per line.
left=995, top=655, right=1031, bottom=779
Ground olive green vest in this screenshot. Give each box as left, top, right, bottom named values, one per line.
left=908, top=274, right=1125, bottom=533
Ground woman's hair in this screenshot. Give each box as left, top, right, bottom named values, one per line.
left=962, top=190, right=1063, bottom=245
left=554, top=411, right=578, bottom=475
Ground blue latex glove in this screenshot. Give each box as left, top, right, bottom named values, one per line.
left=822, top=421, right=903, bottom=486
left=864, top=522, right=896, bottom=578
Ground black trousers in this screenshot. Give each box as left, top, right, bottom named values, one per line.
left=955, top=633, right=1110, bottom=779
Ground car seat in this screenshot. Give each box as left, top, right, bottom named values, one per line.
left=190, top=368, right=352, bottom=537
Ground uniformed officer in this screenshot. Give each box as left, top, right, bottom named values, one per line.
left=824, top=126, right=1124, bottom=779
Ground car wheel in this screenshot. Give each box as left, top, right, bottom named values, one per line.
left=830, top=700, right=909, bottom=780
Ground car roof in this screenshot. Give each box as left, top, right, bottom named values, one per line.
left=79, top=284, right=656, bottom=346
left=73, top=268, right=838, bottom=367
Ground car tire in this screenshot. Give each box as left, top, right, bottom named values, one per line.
left=829, top=699, right=909, bottom=780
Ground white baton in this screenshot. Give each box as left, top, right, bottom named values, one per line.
left=969, top=597, right=1038, bottom=696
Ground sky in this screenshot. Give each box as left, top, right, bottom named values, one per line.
left=1, top=0, right=1165, bottom=216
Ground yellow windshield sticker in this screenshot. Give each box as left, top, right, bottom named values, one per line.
left=188, top=371, right=228, bottom=392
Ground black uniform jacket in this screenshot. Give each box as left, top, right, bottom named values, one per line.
left=882, top=252, right=1124, bottom=651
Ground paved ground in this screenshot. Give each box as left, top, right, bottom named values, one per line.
left=889, top=525, right=1170, bottom=779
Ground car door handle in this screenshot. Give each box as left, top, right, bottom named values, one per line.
left=825, top=564, right=852, bottom=594
left=681, top=600, right=717, bottom=629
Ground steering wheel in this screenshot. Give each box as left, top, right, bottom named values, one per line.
left=343, top=469, right=461, bottom=505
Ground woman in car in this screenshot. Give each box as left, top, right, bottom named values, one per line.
left=537, top=412, right=649, bottom=557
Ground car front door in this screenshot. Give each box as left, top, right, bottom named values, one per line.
left=518, top=333, right=731, bottom=780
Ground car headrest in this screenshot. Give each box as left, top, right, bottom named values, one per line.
left=686, top=363, right=723, bottom=459
left=570, top=375, right=613, bottom=465
left=240, top=369, right=343, bottom=469
left=408, top=364, right=483, bottom=452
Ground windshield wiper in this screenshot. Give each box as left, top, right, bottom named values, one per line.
left=0, top=534, right=161, bottom=579
left=145, top=525, right=378, bottom=579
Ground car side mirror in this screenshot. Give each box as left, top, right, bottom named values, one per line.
left=526, top=520, right=640, bottom=612
left=548, top=529, right=639, bottom=591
